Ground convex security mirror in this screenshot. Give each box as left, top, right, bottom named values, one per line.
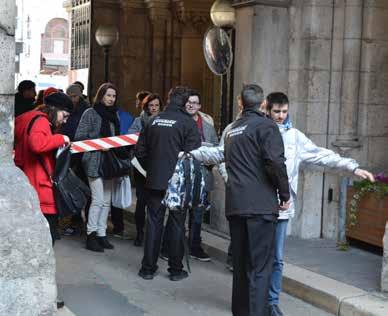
left=203, top=27, right=233, bottom=76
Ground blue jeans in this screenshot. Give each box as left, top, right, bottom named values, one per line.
left=268, top=219, right=289, bottom=305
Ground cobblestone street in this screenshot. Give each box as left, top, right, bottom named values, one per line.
left=56, top=232, right=332, bottom=316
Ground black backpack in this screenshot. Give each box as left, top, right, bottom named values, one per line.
left=27, top=116, right=90, bottom=217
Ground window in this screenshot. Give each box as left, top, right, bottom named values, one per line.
left=71, top=0, right=91, bottom=70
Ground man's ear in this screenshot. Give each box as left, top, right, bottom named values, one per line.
left=259, top=100, right=268, bottom=114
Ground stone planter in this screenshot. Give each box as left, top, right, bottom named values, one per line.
left=346, top=187, right=388, bottom=248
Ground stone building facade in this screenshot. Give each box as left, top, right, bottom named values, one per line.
left=82, top=0, right=388, bottom=241
left=86, top=0, right=221, bottom=124
left=228, top=0, right=388, bottom=239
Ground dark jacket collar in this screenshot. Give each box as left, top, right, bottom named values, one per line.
left=164, top=102, right=191, bottom=117
left=242, top=107, right=266, bottom=118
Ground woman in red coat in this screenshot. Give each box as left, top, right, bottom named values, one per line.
left=14, top=92, right=72, bottom=242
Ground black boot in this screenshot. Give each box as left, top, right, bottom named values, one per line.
left=97, top=236, right=114, bottom=249
left=56, top=300, right=64, bottom=309
left=86, top=232, right=104, bottom=252
left=134, top=230, right=144, bottom=247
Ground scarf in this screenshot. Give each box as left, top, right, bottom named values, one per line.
left=94, top=102, right=120, bottom=137
left=277, top=114, right=293, bottom=132
left=140, top=110, right=152, bottom=129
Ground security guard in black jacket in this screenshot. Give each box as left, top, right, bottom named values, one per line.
left=225, top=84, right=290, bottom=316
left=135, top=86, right=201, bottom=281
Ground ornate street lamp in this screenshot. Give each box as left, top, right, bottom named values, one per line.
left=210, top=0, right=236, bottom=29
left=209, top=0, right=236, bottom=130
left=95, top=25, right=119, bottom=82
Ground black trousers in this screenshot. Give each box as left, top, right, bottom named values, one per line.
left=141, top=189, right=186, bottom=274
left=134, top=169, right=147, bottom=234
left=44, top=214, right=59, bottom=246
left=161, top=206, right=201, bottom=254
left=111, top=206, right=124, bottom=234
left=229, top=215, right=277, bottom=316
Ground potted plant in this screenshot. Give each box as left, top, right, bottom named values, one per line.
left=346, top=173, right=388, bottom=247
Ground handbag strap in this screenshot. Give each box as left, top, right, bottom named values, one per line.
left=27, top=115, right=54, bottom=184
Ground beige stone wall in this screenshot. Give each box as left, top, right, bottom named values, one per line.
left=232, top=0, right=388, bottom=240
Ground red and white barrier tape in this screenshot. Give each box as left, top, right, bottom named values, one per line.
left=70, top=133, right=139, bottom=153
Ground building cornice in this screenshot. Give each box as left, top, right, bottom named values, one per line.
left=232, top=0, right=291, bottom=8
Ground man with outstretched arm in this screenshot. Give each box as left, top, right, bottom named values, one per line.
left=191, top=84, right=290, bottom=316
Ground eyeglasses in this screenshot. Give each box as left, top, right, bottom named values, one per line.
left=187, top=101, right=200, bottom=106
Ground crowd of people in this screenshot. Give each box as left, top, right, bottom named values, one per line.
left=13, top=80, right=375, bottom=316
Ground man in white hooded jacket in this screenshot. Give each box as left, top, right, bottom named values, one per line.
left=262, top=92, right=374, bottom=316
left=189, top=91, right=375, bottom=316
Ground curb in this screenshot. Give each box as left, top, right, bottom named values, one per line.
left=57, top=306, right=76, bottom=316
left=200, top=229, right=388, bottom=316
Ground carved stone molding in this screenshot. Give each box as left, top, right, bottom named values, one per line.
left=145, top=0, right=171, bottom=25
left=185, top=10, right=212, bottom=35
left=119, top=0, right=146, bottom=10
left=232, top=0, right=291, bottom=7
left=171, top=0, right=185, bottom=23
left=93, top=0, right=120, bottom=9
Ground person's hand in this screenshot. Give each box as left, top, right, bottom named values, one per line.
left=354, top=168, right=375, bottom=182
left=63, top=135, right=70, bottom=144
left=279, top=199, right=291, bottom=211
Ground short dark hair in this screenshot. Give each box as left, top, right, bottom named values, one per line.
left=136, top=90, right=151, bottom=102
left=188, top=89, right=201, bottom=104
left=141, top=93, right=163, bottom=114
left=73, top=81, right=85, bottom=91
left=93, top=82, right=118, bottom=106
left=240, top=84, right=264, bottom=109
left=167, top=86, right=190, bottom=108
left=266, top=92, right=289, bottom=111
left=17, top=80, right=35, bottom=93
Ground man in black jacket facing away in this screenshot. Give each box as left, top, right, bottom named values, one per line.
left=135, top=86, right=201, bottom=281
left=225, top=84, right=290, bottom=316
left=15, top=80, right=37, bottom=117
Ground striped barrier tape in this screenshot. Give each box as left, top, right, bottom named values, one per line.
left=70, top=133, right=139, bottom=154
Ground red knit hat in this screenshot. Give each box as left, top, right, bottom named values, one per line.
left=43, top=87, right=58, bottom=98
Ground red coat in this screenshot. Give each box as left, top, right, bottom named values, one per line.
left=14, top=111, right=66, bottom=214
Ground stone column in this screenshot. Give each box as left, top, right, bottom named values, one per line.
left=334, top=0, right=363, bottom=146
left=233, top=1, right=290, bottom=99
left=287, top=0, right=336, bottom=239
left=0, top=0, right=57, bottom=315
left=146, top=0, right=173, bottom=99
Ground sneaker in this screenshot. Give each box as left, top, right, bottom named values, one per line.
left=138, top=267, right=158, bottom=280
left=138, top=270, right=155, bottom=280
left=190, top=247, right=211, bottom=262
left=169, top=270, right=189, bottom=281
left=97, top=236, right=114, bottom=249
left=270, top=304, right=284, bottom=316
left=226, top=257, right=233, bottom=272
left=133, top=231, right=144, bottom=246
left=113, top=231, right=132, bottom=240
left=160, top=252, right=169, bottom=261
